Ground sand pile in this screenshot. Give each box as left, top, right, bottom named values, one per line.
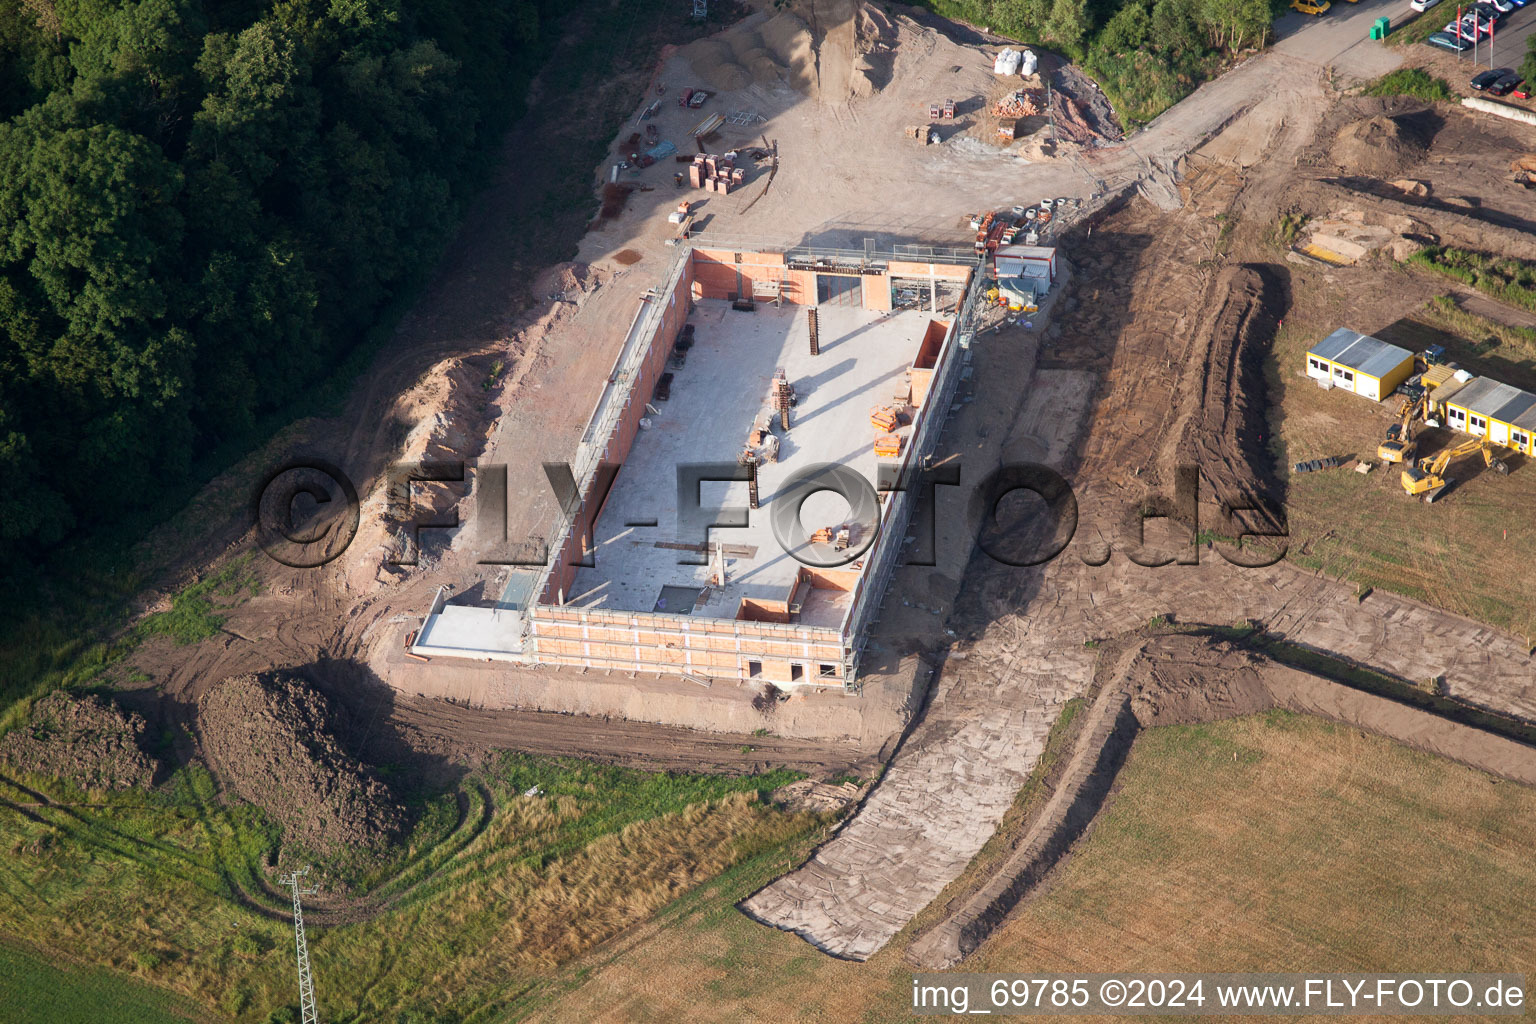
left=686, top=37, right=753, bottom=92
left=1330, top=114, right=1428, bottom=178
left=0, top=692, right=158, bottom=790
left=686, top=1, right=893, bottom=101
left=759, top=11, right=816, bottom=93
left=198, top=671, right=406, bottom=855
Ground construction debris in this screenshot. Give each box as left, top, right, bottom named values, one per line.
left=1510, top=154, right=1536, bottom=188
left=992, top=89, right=1039, bottom=118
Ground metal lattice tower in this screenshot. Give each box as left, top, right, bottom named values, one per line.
left=692, top=0, right=706, bottom=18
left=279, top=868, right=321, bottom=1024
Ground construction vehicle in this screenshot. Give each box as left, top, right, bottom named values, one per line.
left=1377, top=391, right=1428, bottom=463
left=1400, top=437, right=1509, bottom=502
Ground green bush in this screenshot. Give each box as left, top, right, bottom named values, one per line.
left=1363, top=68, right=1457, bottom=102
left=1409, top=246, right=1536, bottom=312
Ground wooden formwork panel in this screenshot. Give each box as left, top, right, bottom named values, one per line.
left=887, top=260, right=973, bottom=280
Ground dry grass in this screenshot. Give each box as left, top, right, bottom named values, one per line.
left=518, top=713, right=1536, bottom=1022
left=0, top=756, right=817, bottom=1022
left=1264, top=286, right=1536, bottom=643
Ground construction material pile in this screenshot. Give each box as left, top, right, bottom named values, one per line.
left=198, top=671, right=406, bottom=855
left=1510, top=154, right=1536, bottom=187
left=993, top=90, right=1040, bottom=118
left=0, top=691, right=158, bottom=790
left=1049, top=91, right=1099, bottom=146
left=689, top=152, right=746, bottom=193
left=1329, top=114, right=1429, bottom=178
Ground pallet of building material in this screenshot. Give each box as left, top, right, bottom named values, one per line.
left=869, top=405, right=900, bottom=432
left=942, top=98, right=955, bottom=120
left=903, top=124, right=935, bottom=144
left=873, top=433, right=903, bottom=457
left=810, top=527, right=834, bottom=545
left=690, top=112, right=725, bottom=138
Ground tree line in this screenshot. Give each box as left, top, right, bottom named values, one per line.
left=940, top=0, right=1279, bottom=122
left=0, top=0, right=555, bottom=563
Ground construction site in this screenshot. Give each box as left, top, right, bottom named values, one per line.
left=424, top=242, right=986, bottom=687
left=15, top=0, right=1536, bottom=1020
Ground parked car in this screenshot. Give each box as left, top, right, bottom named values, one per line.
left=1473, top=1, right=1509, bottom=20
left=1292, top=0, right=1330, bottom=15
left=1427, top=28, right=1476, bottom=49
left=1489, top=71, right=1526, bottom=96
left=1411, top=0, right=1442, bottom=11
left=1505, top=0, right=1528, bottom=10
left=1446, top=14, right=1493, bottom=38
left=1473, top=67, right=1515, bottom=90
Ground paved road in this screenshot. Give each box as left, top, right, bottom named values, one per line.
left=1272, top=0, right=1536, bottom=81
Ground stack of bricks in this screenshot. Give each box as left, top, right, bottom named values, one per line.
left=869, top=405, right=899, bottom=433
left=874, top=434, right=902, bottom=458
left=691, top=153, right=743, bottom=194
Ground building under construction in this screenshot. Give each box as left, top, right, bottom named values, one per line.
left=412, top=241, right=986, bottom=688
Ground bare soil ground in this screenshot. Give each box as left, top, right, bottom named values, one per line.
left=0, top=693, right=158, bottom=792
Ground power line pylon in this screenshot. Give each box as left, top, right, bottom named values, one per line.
left=279, top=868, right=321, bottom=1024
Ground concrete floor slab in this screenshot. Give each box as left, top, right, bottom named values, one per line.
left=568, top=299, right=942, bottom=616
left=414, top=605, right=525, bottom=659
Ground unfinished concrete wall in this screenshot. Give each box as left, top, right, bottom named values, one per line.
left=530, top=604, right=846, bottom=683
left=691, top=248, right=793, bottom=303
left=542, top=255, right=696, bottom=603
left=862, top=274, right=892, bottom=311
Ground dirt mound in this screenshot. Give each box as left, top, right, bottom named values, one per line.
left=685, top=37, right=752, bottom=93
left=1050, top=66, right=1124, bottom=147
left=1173, top=263, right=1285, bottom=543
left=197, top=671, right=405, bottom=856
left=0, top=692, right=157, bottom=790
left=1123, top=635, right=1275, bottom=725
left=758, top=10, right=816, bottom=93
left=1330, top=114, right=1428, bottom=178
left=692, top=1, right=883, bottom=101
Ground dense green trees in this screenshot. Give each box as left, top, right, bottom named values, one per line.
left=928, top=0, right=1280, bottom=122
left=0, top=0, right=551, bottom=559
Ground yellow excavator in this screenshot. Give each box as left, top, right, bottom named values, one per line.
left=1400, top=437, right=1509, bottom=502
left=1377, top=392, right=1428, bottom=464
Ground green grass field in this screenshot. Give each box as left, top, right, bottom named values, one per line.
left=517, top=712, right=1536, bottom=1023
left=0, top=754, right=817, bottom=1022
left=0, top=941, right=208, bottom=1023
